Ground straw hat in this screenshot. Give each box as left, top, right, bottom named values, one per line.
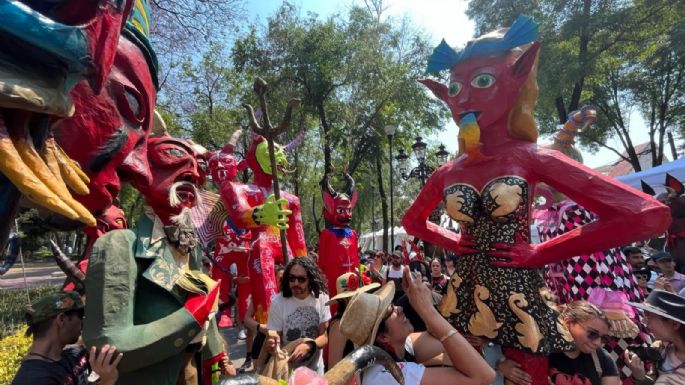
left=326, top=272, right=380, bottom=305
left=340, top=281, right=395, bottom=347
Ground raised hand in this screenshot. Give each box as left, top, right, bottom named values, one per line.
left=253, top=194, right=292, bottom=229
left=89, top=344, right=123, bottom=385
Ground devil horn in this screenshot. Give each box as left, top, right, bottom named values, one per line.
left=284, top=129, right=305, bottom=153
left=324, top=345, right=404, bottom=385
left=344, top=173, right=355, bottom=197
left=641, top=180, right=656, bottom=196
left=321, top=173, right=336, bottom=196
left=665, top=173, right=685, bottom=196
left=49, top=238, right=85, bottom=291
left=222, top=129, right=243, bottom=154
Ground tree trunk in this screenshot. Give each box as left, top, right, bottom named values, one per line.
left=375, top=154, right=389, bottom=253
left=317, top=102, right=332, bottom=174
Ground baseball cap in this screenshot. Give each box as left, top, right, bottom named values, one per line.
left=25, top=291, right=84, bottom=327
left=652, top=251, right=673, bottom=262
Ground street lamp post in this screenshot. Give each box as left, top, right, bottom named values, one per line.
left=396, top=138, right=449, bottom=187
left=384, top=125, right=396, bottom=252
left=396, top=138, right=450, bottom=224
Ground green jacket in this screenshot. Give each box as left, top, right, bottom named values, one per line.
left=83, top=214, right=225, bottom=385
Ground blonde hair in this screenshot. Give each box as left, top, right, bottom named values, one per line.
left=507, top=47, right=540, bottom=143
left=561, top=300, right=610, bottom=328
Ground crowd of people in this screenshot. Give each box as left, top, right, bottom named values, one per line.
left=14, top=241, right=685, bottom=385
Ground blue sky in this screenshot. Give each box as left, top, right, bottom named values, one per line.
left=245, top=0, right=651, bottom=169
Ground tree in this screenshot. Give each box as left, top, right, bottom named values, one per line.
left=150, top=0, right=246, bottom=115
left=230, top=2, right=447, bottom=250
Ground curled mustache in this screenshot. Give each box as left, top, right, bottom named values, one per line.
left=168, top=181, right=203, bottom=208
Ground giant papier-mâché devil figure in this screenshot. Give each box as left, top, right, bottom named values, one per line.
left=212, top=132, right=307, bottom=324
left=402, top=15, right=670, bottom=385
left=207, top=130, right=253, bottom=328
left=317, top=173, right=360, bottom=299
left=0, top=0, right=138, bottom=249
left=84, top=133, right=229, bottom=385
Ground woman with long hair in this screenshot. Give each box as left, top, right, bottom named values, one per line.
left=627, top=290, right=685, bottom=384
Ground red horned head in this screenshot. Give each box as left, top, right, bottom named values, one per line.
left=321, top=173, right=358, bottom=227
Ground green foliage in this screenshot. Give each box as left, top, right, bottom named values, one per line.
left=0, top=326, right=31, bottom=384
left=0, top=286, right=59, bottom=338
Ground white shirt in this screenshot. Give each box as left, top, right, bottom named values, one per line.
left=267, top=292, right=331, bottom=374
left=362, top=337, right=425, bottom=385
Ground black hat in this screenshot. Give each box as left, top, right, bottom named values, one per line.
left=651, top=251, right=673, bottom=262
left=629, top=289, right=685, bottom=325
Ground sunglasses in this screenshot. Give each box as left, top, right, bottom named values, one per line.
left=582, top=325, right=611, bottom=344
left=288, top=275, right=308, bottom=283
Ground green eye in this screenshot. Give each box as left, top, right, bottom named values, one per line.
left=448, top=81, right=462, bottom=97
left=471, top=74, right=495, bottom=88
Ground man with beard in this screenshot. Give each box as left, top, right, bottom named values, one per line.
left=265, top=257, right=331, bottom=375
left=83, top=135, right=233, bottom=385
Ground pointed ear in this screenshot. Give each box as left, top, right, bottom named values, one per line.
left=510, top=41, right=541, bottom=82
left=665, top=173, right=684, bottom=196
left=350, top=191, right=359, bottom=208
left=323, top=192, right=336, bottom=214
left=641, top=180, right=656, bottom=196
left=418, top=79, right=449, bottom=102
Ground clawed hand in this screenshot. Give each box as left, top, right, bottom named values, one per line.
left=489, top=234, right=540, bottom=268
left=253, top=194, right=292, bottom=229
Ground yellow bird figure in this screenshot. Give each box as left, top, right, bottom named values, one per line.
left=458, top=112, right=487, bottom=162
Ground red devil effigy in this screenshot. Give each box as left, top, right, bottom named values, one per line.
left=207, top=131, right=252, bottom=328
left=403, top=15, right=670, bottom=385
left=0, top=0, right=138, bottom=249
left=317, top=173, right=360, bottom=298
left=84, top=132, right=230, bottom=385
left=212, top=79, right=307, bottom=324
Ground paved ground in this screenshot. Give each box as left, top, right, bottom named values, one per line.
left=0, top=261, right=66, bottom=289
left=221, top=325, right=250, bottom=371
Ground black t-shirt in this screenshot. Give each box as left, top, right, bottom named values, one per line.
left=11, top=346, right=90, bottom=385
left=549, top=348, right=618, bottom=385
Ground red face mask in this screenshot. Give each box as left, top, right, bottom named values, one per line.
left=55, top=37, right=155, bottom=215
left=135, top=137, right=202, bottom=220
left=444, top=54, right=519, bottom=130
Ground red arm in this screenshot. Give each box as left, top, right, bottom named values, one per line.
left=401, top=165, right=475, bottom=254
left=283, top=193, right=307, bottom=257
left=495, top=148, right=670, bottom=268
left=220, top=181, right=260, bottom=229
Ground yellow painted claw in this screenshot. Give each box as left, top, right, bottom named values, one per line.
left=14, top=136, right=95, bottom=226
left=0, top=118, right=95, bottom=226
left=0, top=133, right=79, bottom=220
left=44, top=138, right=89, bottom=195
